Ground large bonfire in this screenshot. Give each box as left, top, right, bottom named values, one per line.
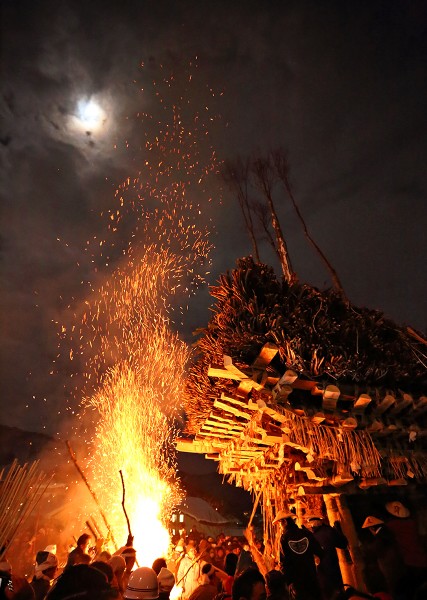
left=59, top=61, right=221, bottom=563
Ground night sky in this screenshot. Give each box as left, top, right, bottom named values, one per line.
left=1, top=0, right=427, bottom=438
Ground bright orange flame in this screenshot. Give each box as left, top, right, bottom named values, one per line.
left=62, top=63, right=222, bottom=563
left=84, top=250, right=188, bottom=565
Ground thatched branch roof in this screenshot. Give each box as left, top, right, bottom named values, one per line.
left=184, top=257, right=426, bottom=434
left=180, top=257, right=427, bottom=496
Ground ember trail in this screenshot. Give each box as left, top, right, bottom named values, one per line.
left=61, top=62, right=220, bottom=565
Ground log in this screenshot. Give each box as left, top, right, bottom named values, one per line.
left=327, top=494, right=366, bottom=592
left=251, top=343, right=279, bottom=369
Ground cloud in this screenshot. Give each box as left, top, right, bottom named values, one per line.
left=1, top=0, right=426, bottom=435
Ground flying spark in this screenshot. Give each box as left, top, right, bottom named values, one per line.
left=59, top=60, right=222, bottom=564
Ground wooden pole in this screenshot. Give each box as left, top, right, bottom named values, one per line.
left=66, top=441, right=118, bottom=550
left=119, top=470, right=133, bottom=546
left=0, top=460, right=51, bottom=558
left=248, top=490, right=262, bottom=528
left=89, top=516, right=104, bottom=540
left=324, top=493, right=366, bottom=592
left=85, top=520, right=98, bottom=541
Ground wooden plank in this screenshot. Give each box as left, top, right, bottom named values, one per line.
left=359, top=477, right=387, bottom=489
left=208, top=367, right=242, bottom=380
left=292, top=379, right=318, bottom=391
left=375, top=424, right=399, bottom=437
left=353, top=394, right=372, bottom=413
left=262, top=433, right=286, bottom=444
left=251, top=342, right=279, bottom=369
left=204, top=419, right=233, bottom=430
left=205, top=453, right=220, bottom=460
left=209, top=411, right=248, bottom=425
left=283, top=440, right=311, bottom=453
left=233, top=450, right=265, bottom=456
left=237, top=380, right=260, bottom=394
left=375, top=394, right=396, bottom=415
left=221, top=392, right=256, bottom=410
left=223, top=356, right=265, bottom=391
left=195, top=431, right=235, bottom=440
left=224, top=355, right=250, bottom=378
left=266, top=375, right=280, bottom=386
left=176, top=439, right=226, bottom=453
left=201, top=425, right=243, bottom=435
left=205, top=418, right=245, bottom=431
left=251, top=401, right=289, bottom=425
left=390, top=393, right=413, bottom=415
left=213, top=399, right=252, bottom=420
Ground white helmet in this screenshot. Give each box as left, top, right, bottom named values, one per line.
left=124, top=567, right=159, bottom=600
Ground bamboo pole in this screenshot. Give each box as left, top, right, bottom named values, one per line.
left=89, top=516, right=103, bottom=540
left=0, top=460, right=51, bottom=558
left=86, top=520, right=98, bottom=541
left=323, top=493, right=355, bottom=588
left=248, top=489, right=262, bottom=528
left=66, top=441, right=118, bottom=551
left=324, top=493, right=366, bottom=592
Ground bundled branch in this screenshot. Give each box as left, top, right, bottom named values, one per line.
left=184, top=257, right=426, bottom=433
left=273, top=407, right=382, bottom=477
left=384, top=451, right=427, bottom=481
left=181, top=255, right=427, bottom=501
left=0, top=460, right=51, bottom=558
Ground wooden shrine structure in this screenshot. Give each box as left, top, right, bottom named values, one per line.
left=177, top=257, right=427, bottom=587
left=178, top=343, right=427, bottom=494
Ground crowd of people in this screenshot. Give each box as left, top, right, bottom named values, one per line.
left=1, top=500, right=426, bottom=600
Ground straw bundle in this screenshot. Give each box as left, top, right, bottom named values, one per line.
left=185, top=257, right=425, bottom=406
left=385, top=451, right=427, bottom=481
left=273, top=406, right=382, bottom=477
left=182, top=255, right=426, bottom=495
left=0, top=460, right=50, bottom=558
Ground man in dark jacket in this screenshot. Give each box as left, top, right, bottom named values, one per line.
left=306, top=514, right=348, bottom=600
left=273, top=510, right=323, bottom=600
left=361, top=515, right=406, bottom=598
left=65, top=533, right=91, bottom=569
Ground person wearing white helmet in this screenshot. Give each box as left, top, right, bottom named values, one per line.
left=157, top=566, right=175, bottom=600
left=124, top=566, right=159, bottom=600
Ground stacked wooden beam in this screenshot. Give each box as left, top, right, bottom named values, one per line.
left=178, top=342, right=427, bottom=495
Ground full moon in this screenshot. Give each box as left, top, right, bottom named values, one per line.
left=66, top=94, right=115, bottom=153
left=75, top=98, right=106, bottom=131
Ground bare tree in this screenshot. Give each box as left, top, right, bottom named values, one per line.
left=223, top=158, right=261, bottom=263
left=272, top=149, right=346, bottom=297
left=251, top=155, right=296, bottom=284
left=223, top=149, right=345, bottom=295
left=252, top=200, right=279, bottom=258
